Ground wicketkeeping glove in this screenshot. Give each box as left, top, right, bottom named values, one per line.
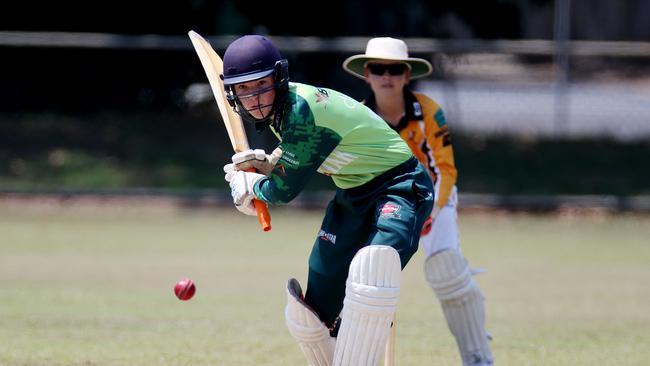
left=224, top=164, right=265, bottom=216
left=225, top=147, right=283, bottom=176
left=420, top=206, right=441, bottom=236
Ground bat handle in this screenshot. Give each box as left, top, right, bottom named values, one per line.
left=252, top=199, right=271, bottom=231
left=246, top=168, right=272, bottom=231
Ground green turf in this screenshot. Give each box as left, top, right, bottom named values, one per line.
left=1, top=206, right=649, bottom=365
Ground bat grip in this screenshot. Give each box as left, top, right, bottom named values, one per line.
left=247, top=168, right=272, bottom=232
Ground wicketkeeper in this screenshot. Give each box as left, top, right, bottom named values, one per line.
left=343, top=37, right=494, bottom=366
left=220, top=35, right=434, bottom=366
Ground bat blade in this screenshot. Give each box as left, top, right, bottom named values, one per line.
left=188, top=30, right=271, bottom=231
left=188, top=31, right=249, bottom=152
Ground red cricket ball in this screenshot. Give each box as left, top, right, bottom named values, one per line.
left=174, top=278, right=196, bottom=301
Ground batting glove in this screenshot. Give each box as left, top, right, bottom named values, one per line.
left=224, top=168, right=265, bottom=216
left=226, top=147, right=283, bottom=176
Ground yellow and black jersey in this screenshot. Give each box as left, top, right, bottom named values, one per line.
left=364, top=89, right=458, bottom=209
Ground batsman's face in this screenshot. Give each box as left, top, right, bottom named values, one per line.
left=233, top=75, right=276, bottom=120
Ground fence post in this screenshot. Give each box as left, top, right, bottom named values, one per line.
left=553, top=0, right=571, bottom=136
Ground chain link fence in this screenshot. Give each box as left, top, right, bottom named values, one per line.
left=3, top=30, right=650, bottom=142
left=2, top=30, right=649, bottom=210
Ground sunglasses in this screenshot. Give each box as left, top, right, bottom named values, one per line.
left=367, top=63, right=409, bottom=76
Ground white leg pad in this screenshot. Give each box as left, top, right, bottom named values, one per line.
left=285, top=278, right=335, bottom=366
left=425, top=249, right=493, bottom=366
left=333, top=245, right=401, bottom=366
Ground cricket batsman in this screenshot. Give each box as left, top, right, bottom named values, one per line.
left=221, top=35, right=433, bottom=366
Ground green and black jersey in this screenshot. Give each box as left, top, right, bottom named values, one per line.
left=253, top=82, right=412, bottom=204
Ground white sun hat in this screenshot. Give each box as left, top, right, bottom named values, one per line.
left=342, top=37, right=433, bottom=80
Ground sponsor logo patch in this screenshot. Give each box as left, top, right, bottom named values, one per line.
left=379, top=202, right=402, bottom=219
left=280, top=151, right=299, bottom=167
left=413, top=101, right=422, bottom=118
left=434, top=109, right=447, bottom=128
left=318, top=229, right=337, bottom=244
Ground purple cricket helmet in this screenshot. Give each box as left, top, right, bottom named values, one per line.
left=221, top=35, right=290, bottom=128
left=222, top=35, right=283, bottom=85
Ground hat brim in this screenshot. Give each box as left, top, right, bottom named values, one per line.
left=342, top=55, right=433, bottom=80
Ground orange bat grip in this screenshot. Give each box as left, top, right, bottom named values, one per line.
left=246, top=168, right=272, bottom=231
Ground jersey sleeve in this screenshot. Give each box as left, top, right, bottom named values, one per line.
left=253, top=97, right=342, bottom=205
left=425, top=105, right=458, bottom=209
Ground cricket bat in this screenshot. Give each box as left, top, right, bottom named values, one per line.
left=188, top=30, right=271, bottom=232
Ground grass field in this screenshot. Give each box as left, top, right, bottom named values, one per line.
left=1, top=203, right=649, bottom=365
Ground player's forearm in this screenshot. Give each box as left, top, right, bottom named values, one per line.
left=253, top=169, right=315, bottom=205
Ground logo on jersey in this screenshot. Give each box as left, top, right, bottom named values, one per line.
left=434, top=109, right=447, bottom=128
left=280, top=151, right=299, bottom=168
left=379, top=202, right=402, bottom=219
left=315, top=88, right=329, bottom=104
left=413, top=101, right=423, bottom=118
left=318, top=229, right=337, bottom=244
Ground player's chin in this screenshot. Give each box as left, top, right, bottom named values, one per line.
left=249, top=108, right=273, bottom=120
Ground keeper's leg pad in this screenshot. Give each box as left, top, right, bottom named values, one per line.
left=333, top=245, right=401, bottom=366
left=285, top=278, right=335, bottom=366
left=425, top=249, right=493, bottom=366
